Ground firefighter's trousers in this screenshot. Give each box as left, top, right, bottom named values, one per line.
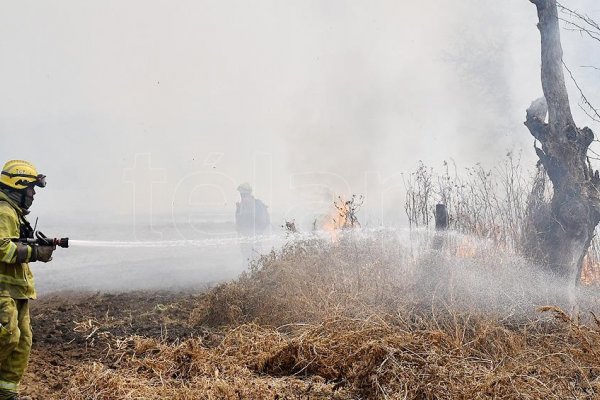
left=0, top=298, right=31, bottom=397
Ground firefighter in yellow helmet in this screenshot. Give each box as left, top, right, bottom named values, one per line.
left=0, top=160, right=53, bottom=400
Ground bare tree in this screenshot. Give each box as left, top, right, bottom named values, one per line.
left=523, top=0, right=600, bottom=286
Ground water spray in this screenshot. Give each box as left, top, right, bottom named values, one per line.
left=68, top=234, right=284, bottom=249
left=66, top=229, right=349, bottom=249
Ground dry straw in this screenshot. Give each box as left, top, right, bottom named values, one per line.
left=45, top=231, right=600, bottom=399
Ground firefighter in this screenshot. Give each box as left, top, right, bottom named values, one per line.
left=235, top=183, right=270, bottom=264
left=235, top=183, right=270, bottom=236
left=0, top=160, right=54, bottom=400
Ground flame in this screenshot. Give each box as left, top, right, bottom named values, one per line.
left=455, top=239, right=477, bottom=258
left=320, top=208, right=345, bottom=242
left=317, top=198, right=350, bottom=242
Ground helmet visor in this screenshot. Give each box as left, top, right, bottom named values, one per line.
left=35, top=174, right=46, bottom=188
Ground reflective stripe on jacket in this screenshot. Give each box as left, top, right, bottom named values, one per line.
left=0, top=192, right=35, bottom=299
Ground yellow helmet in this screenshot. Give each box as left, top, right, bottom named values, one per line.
left=0, top=160, right=46, bottom=190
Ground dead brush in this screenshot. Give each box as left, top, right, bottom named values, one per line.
left=65, top=331, right=345, bottom=400
left=47, top=234, right=600, bottom=399
left=64, top=306, right=600, bottom=399
left=404, top=155, right=530, bottom=251
left=195, top=235, right=406, bottom=327
left=404, top=155, right=600, bottom=285
left=232, top=308, right=600, bottom=399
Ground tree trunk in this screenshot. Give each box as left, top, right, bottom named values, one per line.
left=524, top=0, right=600, bottom=286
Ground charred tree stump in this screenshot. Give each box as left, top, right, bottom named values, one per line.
left=523, top=0, right=600, bottom=288
left=435, top=204, right=449, bottom=231
left=432, top=204, right=449, bottom=250
left=416, top=203, right=451, bottom=306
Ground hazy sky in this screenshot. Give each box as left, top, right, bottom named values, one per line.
left=1, top=1, right=599, bottom=226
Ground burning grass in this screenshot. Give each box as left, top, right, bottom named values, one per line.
left=25, top=232, right=600, bottom=399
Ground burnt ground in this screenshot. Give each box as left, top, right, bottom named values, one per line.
left=22, top=291, right=213, bottom=399
left=14, top=288, right=600, bottom=400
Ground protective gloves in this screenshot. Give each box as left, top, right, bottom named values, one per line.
left=32, top=245, right=55, bottom=263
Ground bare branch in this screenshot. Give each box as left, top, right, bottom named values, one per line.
left=559, top=18, right=600, bottom=43
left=552, top=3, right=600, bottom=125
left=557, top=2, right=600, bottom=33
left=581, top=65, right=600, bottom=71
left=562, top=61, right=600, bottom=123
left=589, top=141, right=600, bottom=160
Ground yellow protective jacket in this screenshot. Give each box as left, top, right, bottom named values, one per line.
left=0, top=191, right=36, bottom=299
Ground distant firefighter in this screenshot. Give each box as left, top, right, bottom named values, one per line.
left=235, top=183, right=270, bottom=236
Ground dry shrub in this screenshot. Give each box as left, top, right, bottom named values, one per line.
left=197, top=235, right=406, bottom=327
left=50, top=234, right=600, bottom=399
left=404, top=156, right=531, bottom=251
left=196, top=231, right=582, bottom=328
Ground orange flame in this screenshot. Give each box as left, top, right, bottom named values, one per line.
left=317, top=199, right=350, bottom=242
left=455, top=239, right=477, bottom=258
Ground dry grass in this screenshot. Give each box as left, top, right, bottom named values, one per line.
left=37, top=233, right=600, bottom=399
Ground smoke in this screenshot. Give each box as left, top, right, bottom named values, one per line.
left=408, top=230, right=575, bottom=314
left=3, top=0, right=595, bottom=219
left=342, top=228, right=579, bottom=314
left=1, top=0, right=600, bottom=293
